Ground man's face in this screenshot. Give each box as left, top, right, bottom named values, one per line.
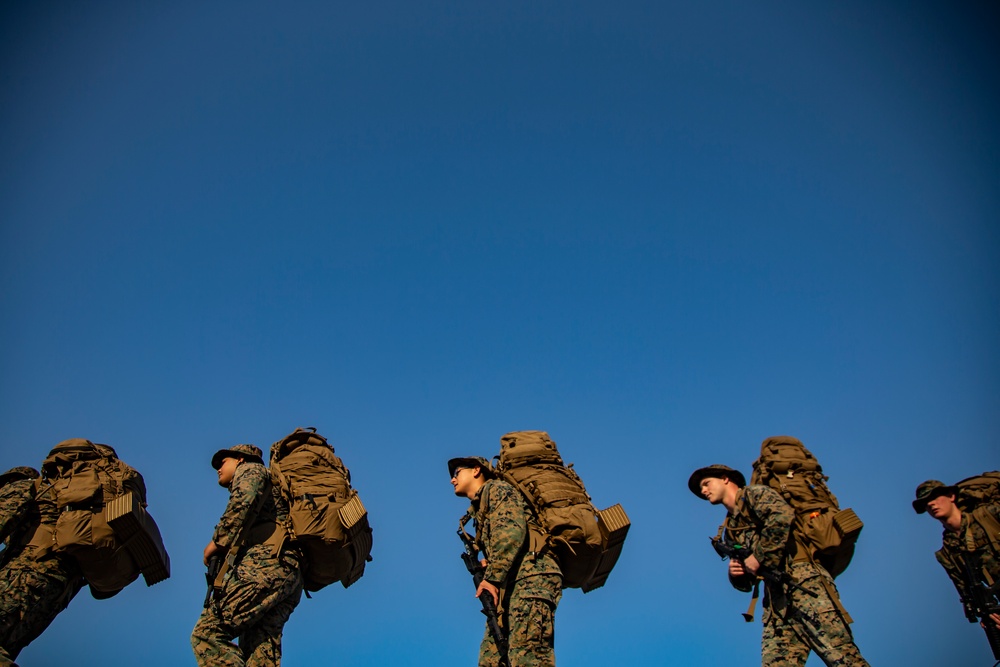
left=925, top=492, right=957, bottom=519
left=451, top=466, right=479, bottom=498
left=700, top=476, right=728, bottom=504
left=217, top=457, right=240, bottom=488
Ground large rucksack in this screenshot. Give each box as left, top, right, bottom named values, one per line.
left=41, top=439, right=170, bottom=596
left=493, top=430, right=630, bottom=592
left=749, top=435, right=863, bottom=579
left=269, top=427, right=373, bottom=592
left=951, top=471, right=1000, bottom=555
left=954, top=471, right=1000, bottom=512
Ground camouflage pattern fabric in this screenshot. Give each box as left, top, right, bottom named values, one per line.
left=191, top=461, right=303, bottom=667
left=0, top=478, right=37, bottom=568
left=723, top=485, right=868, bottom=667
left=935, top=502, right=1000, bottom=616
left=761, top=562, right=868, bottom=666
left=0, top=481, right=85, bottom=664
left=0, top=475, right=37, bottom=549
left=472, top=479, right=562, bottom=667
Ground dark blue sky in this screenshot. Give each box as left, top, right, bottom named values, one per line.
left=2, top=2, right=998, bottom=665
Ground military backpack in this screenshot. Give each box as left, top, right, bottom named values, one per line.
left=749, top=435, right=863, bottom=579
left=493, top=430, right=630, bottom=592
left=269, top=427, right=373, bottom=592
left=952, top=470, right=1000, bottom=555
left=41, top=439, right=170, bottom=597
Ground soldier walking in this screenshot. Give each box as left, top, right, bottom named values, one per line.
left=0, top=466, right=85, bottom=666
left=191, top=444, right=303, bottom=667
left=449, top=456, right=562, bottom=667
left=912, top=479, right=1000, bottom=636
left=689, top=464, right=869, bottom=666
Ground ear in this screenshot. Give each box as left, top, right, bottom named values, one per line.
left=472, top=466, right=485, bottom=479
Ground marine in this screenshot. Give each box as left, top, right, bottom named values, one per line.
left=191, top=444, right=304, bottom=667
left=912, top=479, right=1000, bottom=637
left=0, top=466, right=85, bottom=666
left=690, top=464, right=869, bottom=666
left=450, top=456, right=562, bottom=667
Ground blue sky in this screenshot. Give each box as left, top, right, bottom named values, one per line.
left=1, top=2, right=998, bottom=665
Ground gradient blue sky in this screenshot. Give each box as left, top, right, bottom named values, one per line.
left=1, top=2, right=998, bottom=665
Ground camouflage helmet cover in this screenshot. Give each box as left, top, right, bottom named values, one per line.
left=211, top=443, right=264, bottom=470
left=0, top=466, right=40, bottom=488
left=447, top=456, right=494, bottom=479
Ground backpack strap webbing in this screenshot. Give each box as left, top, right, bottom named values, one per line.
left=494, top=473, right=552, bottom=555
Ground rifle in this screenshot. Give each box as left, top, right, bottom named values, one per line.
left=458, top=512, right=510, bottom=667
left=711, top=537, right=818, bottom=600
left=959, top=556, right=1000, bottom=662
left=204, top=554, right=222, bottom=609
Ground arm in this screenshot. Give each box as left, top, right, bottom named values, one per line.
left=744, top=486, right=794, bottom=572
left=458, top=513, right=509, bottom=667
left=211, top=463, right=268, bottom=549
left=480, top=482, right=528, bottom=587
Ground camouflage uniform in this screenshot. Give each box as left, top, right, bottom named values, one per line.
left=0, top=468, right=39, bottom=548
left=472, top=478, right=562, bottom=667
left=191, top=455, right=303, bottom=667
left=0, top=472, right=85, bottom=666
left=723, top=485, right=868, bottom=667
left=934, top=502, right=1000, bottom=620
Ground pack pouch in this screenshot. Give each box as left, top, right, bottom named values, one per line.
left=496, top=431, right=629, bottom=592
left=271, top=427, right=373, bottom=592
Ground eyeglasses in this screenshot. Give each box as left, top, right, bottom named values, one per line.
left=450, top=467, right=469, bottom=479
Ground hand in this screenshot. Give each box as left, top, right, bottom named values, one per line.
left=476, top=579, right=500, bottom=607
left=728, top=559, right=747, bottom=577
left=742, top=554, right=761, bottom=575
left=203, top=541, right=223, bottom=566
left=990, top=612, right=1000, bottom=631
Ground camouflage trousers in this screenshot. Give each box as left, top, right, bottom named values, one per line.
left=479, top=573, right=562, bottom=667
left=0, top=548, right=83, bottom=665
left=761, top=562, right=869, bottom=667
left=191, top=546, right=303, bottom=667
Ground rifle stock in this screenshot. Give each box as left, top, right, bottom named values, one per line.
left=459, top=513, right=510, bottom=667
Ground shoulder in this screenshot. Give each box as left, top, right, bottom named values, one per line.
left=743, top=484, right=782, bottom=505
left=484, top=479, right=518, bottom=503
left=742, top=485, right=791, bottom=514
left=233, top=462, right=270, bottom=489
left=0, top=478, right=35, bottom=497
left=481, top=479, right=527, bottom=517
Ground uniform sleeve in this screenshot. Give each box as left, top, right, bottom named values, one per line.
left=746, top=486, right=794, bottom=571
left=212, top=463, right=268, bottom=548
left=0, top=480, right=35, bottom=543
left=482, top=482, right=528, bottom=585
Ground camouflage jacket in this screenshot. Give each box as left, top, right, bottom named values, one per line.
left=472, top=479, right=561, bottom=588
left=0, top=478, right=37, bottom=547
left=212, top=461, right=282, bottom=551
left=721, top=485, right=796, bottom=590
left=935, top=503, right=1000, bottom=609
left=1, top=479, right=64, bottom=566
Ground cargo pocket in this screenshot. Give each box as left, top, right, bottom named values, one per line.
left=521, top=596, right=556, bottom=652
